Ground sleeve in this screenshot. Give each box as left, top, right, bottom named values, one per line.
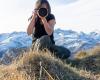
left=46, top=14, right=55, bottom=22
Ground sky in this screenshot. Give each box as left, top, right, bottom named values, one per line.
left=0, top=0, right=100, bottom=33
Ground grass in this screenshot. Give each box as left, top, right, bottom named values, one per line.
left=0, top=46, right=100, bottom=80
left=73, top=46, right=100, bottom=74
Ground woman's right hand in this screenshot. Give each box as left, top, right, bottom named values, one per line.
left=32, top=9, right=38, bottom=18
left=28, top=9, right=37, bottom=21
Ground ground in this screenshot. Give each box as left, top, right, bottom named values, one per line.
left=0, top=46, right=100, bottom=80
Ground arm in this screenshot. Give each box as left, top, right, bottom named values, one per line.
left=27, top=12, right=37, bottom=35
left=41, top=18, right=56, bottom=35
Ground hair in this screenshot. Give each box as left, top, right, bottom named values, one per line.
left=28, top=0, right=51, bottom=21
left=35, top=0, right=51, bottom=14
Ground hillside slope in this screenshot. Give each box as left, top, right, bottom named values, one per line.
left=0, top=47, right=100, bottom=80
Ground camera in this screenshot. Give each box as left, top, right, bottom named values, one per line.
left=38, top=8, right=48, bottom=17
left=28, top=8, right=48, bottom=21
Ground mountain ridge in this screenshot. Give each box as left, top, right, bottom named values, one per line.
left=0, top=28, right=100, bottom=64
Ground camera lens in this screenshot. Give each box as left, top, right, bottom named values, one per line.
left=38, top=8, right=48, bottom=17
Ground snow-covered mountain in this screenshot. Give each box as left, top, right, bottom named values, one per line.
left=0, top=29, right=100, bottom=64
left=54, top=29, right=100, bottom=52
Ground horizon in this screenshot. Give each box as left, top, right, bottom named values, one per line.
left=0, top=0, right=100, bottom=33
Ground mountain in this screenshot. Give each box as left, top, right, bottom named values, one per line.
left=54, top=29, right=100, bottom=53
left=0, top=28, right=100, bottom=64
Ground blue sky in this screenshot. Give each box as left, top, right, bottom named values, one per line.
left=0, top=0, right=100, bottom=33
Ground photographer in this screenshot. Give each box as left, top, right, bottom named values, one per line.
left=27, top=0, right=70, bottom=59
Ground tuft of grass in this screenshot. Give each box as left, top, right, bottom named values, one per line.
left=72, top=46, right=100, bottom=74
left=74, top=46, right=100, bottom=60
left=89, top=46, right=100, bottom=55
left=74, top=51, right=87, bottom=59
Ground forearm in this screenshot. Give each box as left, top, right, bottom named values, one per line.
left=42, top=18, right=53, bottom=35
left=27, top=17, right=35, bottom=35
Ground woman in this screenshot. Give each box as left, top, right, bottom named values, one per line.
left=27, top=0, right=70, bottom=59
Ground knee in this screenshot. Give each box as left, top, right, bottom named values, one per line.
left=37, top=35, right=52, bottom=50
left=39, top=35, right=51, bottom=45
left=52, top=46, right=71, bottom=59
left=40, top=35, right=50, bottom=40
left=63, top=48, right=71, bottom=59
left=61, top=46, right=71, bottom=59
left=58, top=50, right=71, bottom=59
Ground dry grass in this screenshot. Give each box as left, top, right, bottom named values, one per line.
left=72, top=46, right=100, bottom=74
left=74, top=46, right=100, bottom=59
left=0, top=47, right=100, bottom=80
left=74, top=51, right=88, bottom=59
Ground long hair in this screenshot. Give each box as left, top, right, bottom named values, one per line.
left=28, top=0, right=51, bottom=21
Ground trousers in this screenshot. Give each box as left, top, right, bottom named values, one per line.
left=32, top=35, right=71, bottom=59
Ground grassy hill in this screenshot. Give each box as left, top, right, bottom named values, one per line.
left=0, top=46, right=100, bottom=80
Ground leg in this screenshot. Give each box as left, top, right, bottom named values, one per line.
left=50, top=45, right=71, bottom=59
left=33, top=35, right=53, bottom=51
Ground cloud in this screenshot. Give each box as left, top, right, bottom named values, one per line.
left=49, top=0, right=78, bottom=6
left=53, top=0, right=100, bottom=32
left=0, top=0, right=100, bottom=33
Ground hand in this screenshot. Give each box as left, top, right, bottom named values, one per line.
left=32, top=9, right=38, bottom=18
left=28, top=9, right=38, bottom=21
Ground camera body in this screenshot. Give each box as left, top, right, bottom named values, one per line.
left=38, top=8, right=48, bottom=17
